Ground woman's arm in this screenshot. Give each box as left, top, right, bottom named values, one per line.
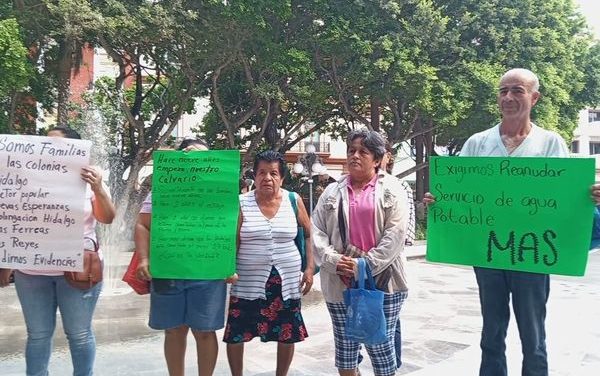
left=82, top=166, right=116, bottom=224
left=311, top=185, right=346, bottom=274
left=0, top=269, right=12, bottom=287
left=225, top=212, right=242, bottom=284
left=236, top=211, right=242, bottom=250
left=296, top=195, right=314, bottom=272
left=134, top=213, right=152, bottom=280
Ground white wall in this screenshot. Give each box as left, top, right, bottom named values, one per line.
left=572, top=108, right=600, bottom=180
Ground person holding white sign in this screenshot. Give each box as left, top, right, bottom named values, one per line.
left=424, top=69, right=600, bottom=376
left=0, top=126, right=115, bottom=376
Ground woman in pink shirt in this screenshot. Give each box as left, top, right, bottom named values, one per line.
left=312, top=129, right=410, bottom=376
left=0, top=126, right=115, bottom=376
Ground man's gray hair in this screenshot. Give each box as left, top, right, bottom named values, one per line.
left=501, top=68, right=540, bottom=93
left=346, top=129, right=387, bottom=162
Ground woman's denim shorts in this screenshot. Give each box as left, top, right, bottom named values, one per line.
left=149, top=278, right=226, bottom=331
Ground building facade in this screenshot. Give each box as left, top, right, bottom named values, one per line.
left=572, top=108, right=600, bottom=178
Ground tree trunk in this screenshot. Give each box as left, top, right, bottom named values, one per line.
left=415, top=117, right=424, bottom=202
left=7, top=91, right=20, bottom=133
left=424, top=119, right=434, bottom=195
left=10, top=94, right=37, bottom=134
left=56, top=38, right=74, bottom=126
left=370, top=97, right=380, bottom=131
left=104, top=160, right=145, bottom=245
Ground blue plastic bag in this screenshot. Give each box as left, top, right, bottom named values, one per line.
left=343, top=258, right=387, bottom=345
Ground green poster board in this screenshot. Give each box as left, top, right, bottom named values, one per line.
left=426, top=156, right=595, bottom=276
left=150, top=150, right=240, bottom=279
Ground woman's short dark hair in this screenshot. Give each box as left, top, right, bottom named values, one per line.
left=177, top=138, right=209, bottom=151
left=346, top=129, right=386, bottom=162
left=49, top=126, right=81, bottom=140
left=253, top=150, right=287, bottom=177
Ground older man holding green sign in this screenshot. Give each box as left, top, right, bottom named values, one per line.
left=425, top=68, right=600, bottom=376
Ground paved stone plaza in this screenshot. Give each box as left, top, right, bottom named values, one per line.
left=2, top=249, right=600, bottom=375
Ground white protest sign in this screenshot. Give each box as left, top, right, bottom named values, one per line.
left=0, top=134, right=92, bottom=271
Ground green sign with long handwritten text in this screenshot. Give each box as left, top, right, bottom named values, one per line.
left=150, top=150, right=239, bottom=279
left=426, top=156, right=595, bottom=276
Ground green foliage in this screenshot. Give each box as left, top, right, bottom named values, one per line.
left=44, top=0, right=101, bottom=41
left=0, top=18, right=32, bottom=133
left=80, top=0, right=231, bottom=219
left=197, top=0, right=337, bottom=161
left=308, top=0, right=472, bottom=144
left=575, top=42, right=600, bottom=108
left=415, top=219, right=427, bottom=241
left=0, top=18, right=30, bottom=96
left=434, top=0, right=598, bottom=145
left=4, top=0, right=600, bottom=206
left=0, top=2, right=12, bottom=18
left=301, top=0, right=600, bottom=152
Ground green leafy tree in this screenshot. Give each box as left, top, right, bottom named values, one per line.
left=80, top=0, right=224, bottom=238
left=575, top=42, right=600, bottom=108
left=306, top=0, right=600, bottom=199
left=10, top=0, right=101, bottom=128
left=307, top=0, right=456, bottom=134
left=434, top=0, right=600, bottom=145
left=202, top=0, right=337, bottom=166
left=0, top=18, right=31, bottom=133
left=307, top=0, right=461, bottom=198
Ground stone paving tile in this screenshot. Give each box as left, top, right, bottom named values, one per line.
left=2, top=251, right=600, bottom=375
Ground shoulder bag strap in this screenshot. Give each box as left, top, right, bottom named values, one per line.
left=289, top=191, right=298, bottom=217
left=338, top=195, right=347, bottom=251
left=84, top=237, right=99, bottom=252
left=288, top=191, right=300, bottom=228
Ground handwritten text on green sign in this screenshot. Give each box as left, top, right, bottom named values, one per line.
left=426, top=156, right=595, bottom=276
left=150, top=150, right=240, bottom=279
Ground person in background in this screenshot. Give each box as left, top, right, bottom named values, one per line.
left=381, top=142, right=415, bottom=246
left=424, top=68, right=600, bottom=375
left=590, top=206, right=600, bottom=250
left=312, top=129, right=409, bottom=376
left=224, top=150, right=314, bottom=376
left=0, top=126, right=115, bottom=376
left=381, top=142, right=415, bottom=370
left=135, top=138, right=230, bottom=376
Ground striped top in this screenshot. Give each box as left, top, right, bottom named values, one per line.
left=231, top=189, right=302, bottom=301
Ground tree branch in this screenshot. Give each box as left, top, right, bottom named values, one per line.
left=211, top=53, right=238, bottom=148
left=97, top=35, right=126, bottom=87
left=130, top=57, right=144, bottom=118
left=331, top=57, right=371, bottom=128
left=395, top=161, right=428, bottom=179
left=404, top=117, right=438, bottom=142
left=244, top=100, right=272, bottom=164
